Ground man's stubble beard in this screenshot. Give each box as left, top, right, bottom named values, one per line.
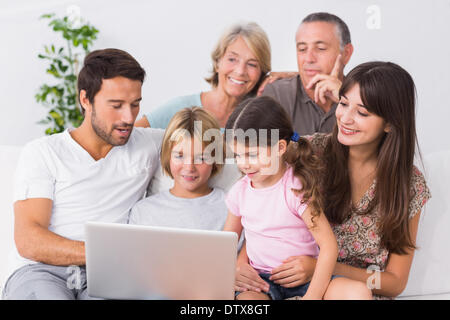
left=91, top=104, right=133, bottom=146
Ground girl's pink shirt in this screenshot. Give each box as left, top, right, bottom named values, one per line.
left=226, top=166, right=319, bottom=273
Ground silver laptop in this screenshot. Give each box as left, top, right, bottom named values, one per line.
left=85, top=221, right=238, bottom=300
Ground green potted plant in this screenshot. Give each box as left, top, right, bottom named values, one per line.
left=35, top=8, right=99, bottom=135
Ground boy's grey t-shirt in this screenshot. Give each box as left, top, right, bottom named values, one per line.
left=128, top=188, right=228, bottom=231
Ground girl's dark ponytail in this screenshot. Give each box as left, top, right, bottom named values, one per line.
left=285, top=136, right=324, bottom=226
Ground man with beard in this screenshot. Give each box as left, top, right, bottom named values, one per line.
left=2, top=49, right=164, bottom=300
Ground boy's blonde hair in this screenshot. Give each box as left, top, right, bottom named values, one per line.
left=161, top=107, right=224, bottom=179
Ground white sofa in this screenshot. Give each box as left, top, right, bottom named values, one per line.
left=1, top=144, right=449, bottom=299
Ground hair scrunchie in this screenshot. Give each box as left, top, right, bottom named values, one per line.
left=290, top=131, right=300, bottom=142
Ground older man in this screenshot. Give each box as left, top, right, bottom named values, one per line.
left=261, top=12, right=354, bottom=135
left=2, top=49, right=164, bottom=300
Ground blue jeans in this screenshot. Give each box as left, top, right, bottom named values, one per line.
left=259, top=273, right=311, bottom=300
left=235, top=273, right=340, bottom=300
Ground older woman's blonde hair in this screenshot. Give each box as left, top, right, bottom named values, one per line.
left=161, top=107, right=224, bottom=179
left=205, top=22, right=271, bottom=96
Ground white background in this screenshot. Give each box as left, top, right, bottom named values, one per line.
left=1, top=0, right=449, bottom=156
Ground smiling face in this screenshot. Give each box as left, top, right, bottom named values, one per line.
left=296, top=21, right=343, bottom=87
left=82, top=76, right=142, bottom=146
left=336, top=83, right=390, bottom=151
left=232, top=140, right=287, bottom=189
left=169, top=137, right=213, bottom=198
left=216, top=36, right=262, bottom=98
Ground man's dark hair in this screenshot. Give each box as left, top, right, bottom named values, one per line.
left=77, top=48, right=146, bottom=115
left=302, top=12, right=351, bottom=48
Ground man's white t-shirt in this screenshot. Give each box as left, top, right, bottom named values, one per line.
left=9, top=127, right=164, bottom=276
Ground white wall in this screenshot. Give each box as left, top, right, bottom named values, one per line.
left=1, top=0, right=449, bottom=156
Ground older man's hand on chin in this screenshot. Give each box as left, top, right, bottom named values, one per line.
left=306, top=53, right=344, bottom=105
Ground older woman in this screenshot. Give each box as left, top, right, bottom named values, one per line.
left=135, top=22, right=271, bottom=129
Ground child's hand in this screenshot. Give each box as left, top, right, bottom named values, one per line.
left=270, top=255, right=317, bottom=288
left=235, top=262, right=270, bottom=293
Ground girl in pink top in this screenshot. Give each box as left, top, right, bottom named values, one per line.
left=223, top=96, right=372, bottom=300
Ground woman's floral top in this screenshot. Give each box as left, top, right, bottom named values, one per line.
left=307, top=133, right=431, bottom=299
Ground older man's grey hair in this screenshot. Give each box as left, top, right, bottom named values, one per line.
left=301, top=12, right=351, bottom=50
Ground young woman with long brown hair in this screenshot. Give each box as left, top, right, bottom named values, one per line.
left=235, top=61, right=431, bottom=299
